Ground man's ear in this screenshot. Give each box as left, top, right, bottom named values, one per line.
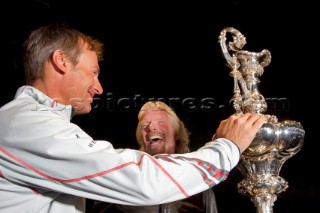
left=51, top=50, right=68, bottom=74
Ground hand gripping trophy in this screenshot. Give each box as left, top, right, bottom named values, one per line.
left=218, top=27, right=305, bottom=213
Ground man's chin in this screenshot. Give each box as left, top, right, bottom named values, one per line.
left=147, top=147, right=164, bottom=155
left=73, top=105, right=92, bottom=115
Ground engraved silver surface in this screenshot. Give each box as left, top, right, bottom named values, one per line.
left=218, top=27, right=305, bottom=213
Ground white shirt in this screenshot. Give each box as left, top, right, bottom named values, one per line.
left=0, top=86, right=240, bottom=213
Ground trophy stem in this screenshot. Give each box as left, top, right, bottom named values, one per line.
left=254, top=194, right=276, bottom=213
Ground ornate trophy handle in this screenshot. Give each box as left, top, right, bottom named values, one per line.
left=219, top=27, right=271, bottom=115
left=218, top=27, right=305, bottom=213
left=219, top=27, right=246, bottom=70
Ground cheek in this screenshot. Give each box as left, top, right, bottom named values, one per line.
left=166, top=128, right=176, bottom=139
left=140, top=131, right=147, bottom=141
left=165, top=141, right=176, bottom=154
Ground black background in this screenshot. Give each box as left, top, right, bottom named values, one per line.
left=1, top=0, right=318, bottom=212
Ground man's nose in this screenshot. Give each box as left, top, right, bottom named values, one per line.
left=94, top=79, right=103, bottom=95
left=148, top=121, right=157, bottom=130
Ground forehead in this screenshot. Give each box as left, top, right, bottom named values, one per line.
left=141, top=110, right=169, bottom=121
left=76, top=49, right=100, bottom=70
left=79, top=48, right=99, bottom=63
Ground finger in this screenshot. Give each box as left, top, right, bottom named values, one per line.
left=231, top=113, right=241, bottom=119
left=241, top=113, right=265, bottom=128
left=229, top=113, right=242, bottom=122
left=237, top=113, right=265, bottom=130
left=238, top=112, right=252, bottom=120
left=246, top=113, right=261, bottom=122
left=240, top=113, right=261, bottom=122
left=252, top=115, right=266, bottom=128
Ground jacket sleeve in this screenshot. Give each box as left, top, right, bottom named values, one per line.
left=0, top=102, right=240, bottom=206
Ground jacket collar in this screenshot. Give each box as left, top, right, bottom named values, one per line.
left=14, top=85, right=74, bottom=120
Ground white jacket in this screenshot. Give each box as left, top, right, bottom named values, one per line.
left=0, top=86, right=240, bottom=213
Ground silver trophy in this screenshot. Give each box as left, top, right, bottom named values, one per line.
left=218, top=27, right=305, bottom=213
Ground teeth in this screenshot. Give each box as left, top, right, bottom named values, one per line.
left=147, top=135, right=163, bottom=145
left=150, top=135, right=163, bottom=140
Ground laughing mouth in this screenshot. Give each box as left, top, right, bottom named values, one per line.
left=148, top=135, right=163, bottom=145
